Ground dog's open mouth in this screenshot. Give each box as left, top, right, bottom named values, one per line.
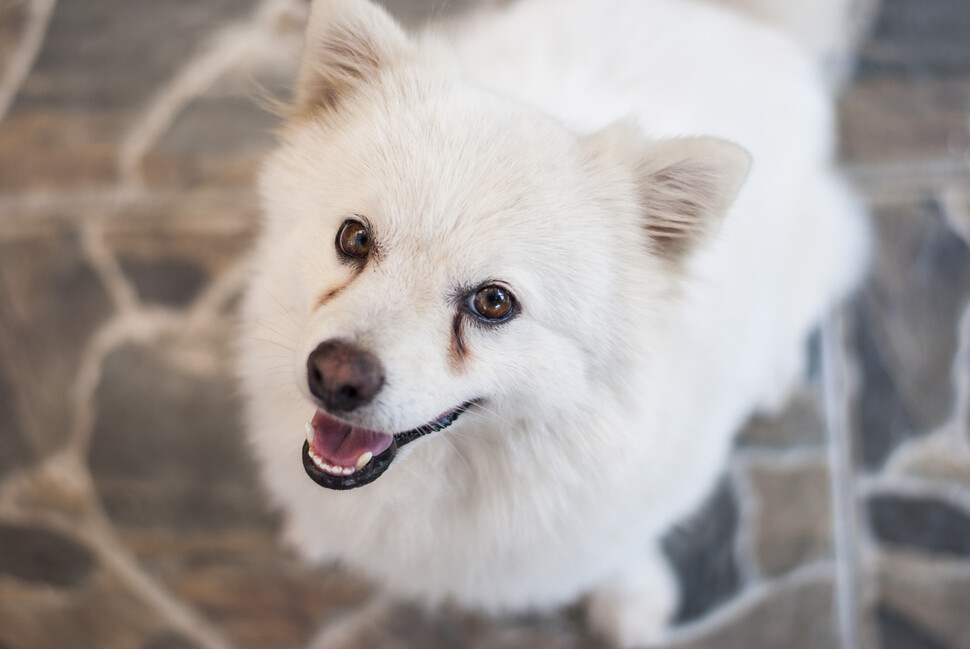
left=302, top=403, right=472, bottom=490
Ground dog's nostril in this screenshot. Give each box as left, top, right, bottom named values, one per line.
left=306, top=339, right=384, bottom=412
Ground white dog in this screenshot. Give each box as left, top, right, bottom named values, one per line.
left=237, top=0, right=868, bottom=645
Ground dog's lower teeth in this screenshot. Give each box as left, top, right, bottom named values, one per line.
left=355, top=451, right=373, bottom=469
left=305, top=422, right=314, bottom=445
left=307, top=448, right=358, bottom=477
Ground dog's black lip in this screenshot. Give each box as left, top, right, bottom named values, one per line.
left=302, top=400, right=477, bottom=491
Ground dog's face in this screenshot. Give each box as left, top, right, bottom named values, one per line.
left=241, top=0, right=750, bottom=491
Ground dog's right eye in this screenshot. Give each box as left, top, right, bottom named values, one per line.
left=336, top=220, right=371, bottom=259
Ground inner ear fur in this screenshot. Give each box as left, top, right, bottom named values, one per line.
left=587, top=124, right=752, bottom=260
left=294, top=0, right=411, bottom=116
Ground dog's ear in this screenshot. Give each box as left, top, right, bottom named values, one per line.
left=635, top=137, right=751, bottom=258
left=295, top=0, right=411, bottom=115
left=587, top=125, right=751, bottom=260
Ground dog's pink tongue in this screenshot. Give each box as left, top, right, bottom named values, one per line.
left=310, top=410, right=393, bottom=467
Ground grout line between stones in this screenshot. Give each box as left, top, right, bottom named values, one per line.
left=858, top=473, right=970, bottom=513
left=0, top=0, right=57, bottom=123
left=727, top=458, right=763, bottom=586
left=821, top=307, right=862, bottom=649
left=80, top=220, right=139, bottom=313
left=662, top=561, right=836, bottom=646
left=117, top=0, right=307, bottom=189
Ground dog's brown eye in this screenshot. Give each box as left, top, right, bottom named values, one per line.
left=471, top=285, right=514, bottom=322
left=337, top=220, right=371, bottom=259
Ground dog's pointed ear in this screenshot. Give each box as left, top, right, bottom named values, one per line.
left=586, top=125, right=751, bottom=260
left=295, top=0, right=411, bottom=115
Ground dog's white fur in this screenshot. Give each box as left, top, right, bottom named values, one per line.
left=238, top=0, right=868, bottom=645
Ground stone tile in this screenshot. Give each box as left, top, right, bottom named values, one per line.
left=89, top=339, right=272, bottom=532
left=375, top=0, right=482, bottom=26
left=0, top=0, right=28, bottom=75
left=875, top=555, right=970, bottom=649
left=170, top=560, right=369, bottom=649
left=141, top=90, right=278, bottom=190
left=868, top=495, right=970, bottom=557
left=306, top=602, right=595, bottom=649
left=0, top=357, right=32, bottom=479
left=0, top=521, right=96, bottom=587
left=736, top=387, right=826, bottom=450
left=0, top=227, right=112, bottom=464
left=0, top=0, right=262, bottom=190
left=748, top=462, right=832, bottom=577
left=838, top=79, right=970, bottom=164
left=0, top=566, right=166, bottom=649
left=663, top=480, right=741, bottom=623
left=875, top=606, right=954, bottom=649
left=850, top=200, right=970, bottom=468
left=666, top=576, right=836, bottom=649
left=143, top=633, right=204, bottom=649
left=857, top=0, right=970, bottom=79
left=104, top=218, right=252, bottom=308
left=15, top=0, right=262, bottom=112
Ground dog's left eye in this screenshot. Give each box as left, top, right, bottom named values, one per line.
left=337, top=219, right=371, bottom=259
left=469, top=284, right=516, bottom=322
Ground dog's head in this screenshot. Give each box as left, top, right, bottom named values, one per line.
left=241, top=0, right=750, bottom=490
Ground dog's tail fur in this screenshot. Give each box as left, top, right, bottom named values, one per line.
left=703, top=0, right=881, bottom=86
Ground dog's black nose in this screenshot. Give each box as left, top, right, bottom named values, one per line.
left=307, top=340, right=384, bottom=412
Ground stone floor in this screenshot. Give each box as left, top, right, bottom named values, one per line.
left=1, top=0, right=969, bottom=648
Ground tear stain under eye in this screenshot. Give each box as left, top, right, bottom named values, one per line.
left=314, top=280, right=350, bottom=311
left=449, top=311, right=468, bottom=372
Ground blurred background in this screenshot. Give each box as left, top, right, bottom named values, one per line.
left=0, top=0, right=968, bottom=647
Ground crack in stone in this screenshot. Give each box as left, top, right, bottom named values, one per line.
left=0, top=0, right=57, bottom=123
left=118, top=0, right=307, bottom=189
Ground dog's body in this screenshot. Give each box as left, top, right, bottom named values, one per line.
left=238, top=0, right=868, bottom=645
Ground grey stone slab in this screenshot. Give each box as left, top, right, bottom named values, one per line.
left=857, top=0, right=970, bottom=79
left=850, top=200, right=970, bottom=468
left=143, top=91, right=278, bottom=190
left=0, top=521, right=96, bottom=587
left=838, top=79, right=970, bottom=164
left=876, top=605, right=954, bottom=649
left=876, top=556, right=970, bottom=649
left=665, top=576, right=837, bottom=649
left=89, top=341, right=272, bottom=532
left=868, top=495, right=970, bottom=557
left=118, top=256, right=210, bottom=308
left=0, top=229, right=112, bottom=462
left=749, top=462, right=832, bottom=577
left=103, top=208, right=253, bottom=306
left=15, top=0, right=261, bottom=112
left=143, top=633, right=203, bottom=649
left=375, top=0, right=482, bottom=26
left=736, top=387, right=826, bottom=450
left=0, top=358, right=33, bottom=479
left=0, top=0, right=28, bottom=75
left=0, top=565, right=165, bottom=649
left=0, top=0, right=261, bottom=190
left=663, top=479, right=741, bottom=623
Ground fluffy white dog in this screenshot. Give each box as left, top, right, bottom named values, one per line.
left=237, top=0, right=868, bottom=645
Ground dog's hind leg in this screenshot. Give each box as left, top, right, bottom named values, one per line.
left=586, top=541, right=678, bottom=648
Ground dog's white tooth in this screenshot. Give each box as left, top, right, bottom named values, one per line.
left=342, top=467, right=354, bottom=476
left=305, top=422, right=314, bottom=445
left=355, top=451, right=373, bottom=469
